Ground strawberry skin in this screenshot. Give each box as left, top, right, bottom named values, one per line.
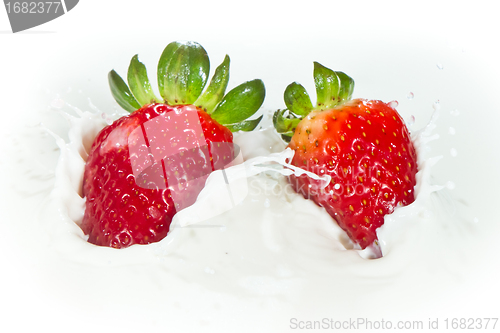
left=287, top=99, right=417, bottom=249
left=274, top=62, right=417, bottom=252
left=81, top=104, right=233, bottom=248
left=81, top=41, right=265, bottom=248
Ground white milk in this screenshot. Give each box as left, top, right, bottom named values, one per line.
left=5, top=99, right=487, bottom=332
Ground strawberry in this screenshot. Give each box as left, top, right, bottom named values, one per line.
left=274, top=62, right=417, bottom=254
left=82, top=41, right=265, bottom=248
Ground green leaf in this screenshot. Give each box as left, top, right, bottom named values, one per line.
left=157, top=41, right=182, bottom=99
left=314, top=61, right=340, bottom=110
left=127, top=55, right=159, bottom=106
left=211, top=79, right=265, bottom=125
left=195, top=55, right=230, bottom=114
left=159, top=41, right=210, bottom=105
left=108, top=70, right=141, bottom=113
left=284, top=82, right=313, bottom=117
left=225, top=115, right=263, bottom=132
left=336, top=71, right=355, bottom=103
left=272, top=109, right=302, bottom=141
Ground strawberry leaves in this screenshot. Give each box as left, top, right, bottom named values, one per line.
left=314, top=62, right=354, bottom=110
left=284, top=82, right=313, bottom=117
left=274, top=61, right=355, bottom=140
left=225, top=115, right=264, bottom=132
left=159, top=41, right=210, bottom=105
left=128, top=55, right=159, bottom=106
left=108, top=41, right=264, bottom=132
left=195, top=55, right=230, bottom=114
left=273, top=109, right=301, bottom=142
left=210, top=79, right=265, bottom=125
left=108, top=70, right=142, bottom=112
left=157, top=41, right=183, bottom=99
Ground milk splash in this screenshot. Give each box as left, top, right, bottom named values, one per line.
left=27, top=95, right=483, bottom=333
left=43, top=97, right=453, bottom=263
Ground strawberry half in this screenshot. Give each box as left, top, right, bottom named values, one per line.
left=274, top=62, right=417, bottom=255
left=82, top=41, right=265, bottom=248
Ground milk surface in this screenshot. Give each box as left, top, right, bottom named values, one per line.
left=2, top=98, right=485, bottom=332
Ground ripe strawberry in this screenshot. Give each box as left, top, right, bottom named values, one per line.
left=274, top=62, right=417, bottom=254
left=82, top=41, right=265, bottom=248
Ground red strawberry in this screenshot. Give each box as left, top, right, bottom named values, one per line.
left=82, top=41, right=265, bottom=248
left=274, top=62, right=417, bottom=254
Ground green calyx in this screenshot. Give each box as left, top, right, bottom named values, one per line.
left=108, top=41, right=265, bottom=132
left=273, top=61, right=355, bottom=142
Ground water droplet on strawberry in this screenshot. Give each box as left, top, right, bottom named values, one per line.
left=407, top=92, right=414, bottom=100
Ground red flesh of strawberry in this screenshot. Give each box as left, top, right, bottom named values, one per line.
left=288, top=99, right=417, bottom=249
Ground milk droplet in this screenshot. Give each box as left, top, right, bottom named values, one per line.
left=204, top=267, right=215, bottom=274
left=450, top=109, right=460, bottom=116
left=433, top=100, right=441, bottom=111
left=421, top=210, right=434, bottom=219
left=264, top=198, right=271, bottom=208
left=448, top=127, right=456, bottom=135
left=101, top=113, right=113, bottom=125
left=446, top=181, right=456, bottom=190
left=450, top=148, right=458, bottom=157
left=50, top=98, right=65, bottom=109
left=407, top=115, right=416, bottom=127
left=334, top=184, right=340, bottom=190
left=473, top=217, right=479, bottom=224
left=436, top=63, right=444, bottom=70
left=219, top=225, right=227, bottom=232
left=407, top=92, right=414, bottom=100
left=389, top=100, right=399, bottom=108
